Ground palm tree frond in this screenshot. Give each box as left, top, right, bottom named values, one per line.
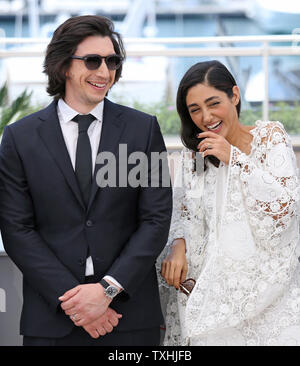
left=0, top=83, right=8, bottom=107
left=0, top=85, right=35, bottom=136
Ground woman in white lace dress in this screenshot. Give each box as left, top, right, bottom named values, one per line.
left=159, top=60, right=300, bottom=346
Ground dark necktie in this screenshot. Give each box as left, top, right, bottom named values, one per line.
left=72, top=114, right=95, bottom=207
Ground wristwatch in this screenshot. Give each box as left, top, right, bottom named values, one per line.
left=99, top=279, right=119, bottom=299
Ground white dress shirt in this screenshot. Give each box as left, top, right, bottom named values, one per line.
left=57, top=99, right=122, bottom=289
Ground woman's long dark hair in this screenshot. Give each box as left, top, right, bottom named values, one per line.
left=176, top=60, right=241, bottom=168
left=43, top=15, right=126, bottom=99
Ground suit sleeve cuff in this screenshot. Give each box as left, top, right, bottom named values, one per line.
left=103, top=275, right=124, bottom=290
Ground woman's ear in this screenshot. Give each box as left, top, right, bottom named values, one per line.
left=231, top=85, right=240, bottom=106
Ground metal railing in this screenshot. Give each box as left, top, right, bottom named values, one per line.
left=1, top=34, right=300, bottom=121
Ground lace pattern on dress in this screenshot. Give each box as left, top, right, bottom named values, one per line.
left=160, top=121, right=300, bottom=346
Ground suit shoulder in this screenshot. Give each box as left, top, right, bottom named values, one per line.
left=111, top=101, right=155, bottom=124
left=6, top=109, right=44, bottom=132
left=5, top=103, right=55, bottom=135
left=120, top=104, right=153, bottom=118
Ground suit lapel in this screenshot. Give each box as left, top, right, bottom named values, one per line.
left=37, top=101, right=85, bottom=210
left=87, top=98, right=125, bottom=212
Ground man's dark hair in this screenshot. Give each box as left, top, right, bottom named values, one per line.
left=43, top=15, right=126, bottom=99
left=176, top=60, right=241, bottom=168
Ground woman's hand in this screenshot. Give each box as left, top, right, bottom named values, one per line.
left=161, top=239, right=188, bottom=289
left=197, top=131, right=231, bottom=165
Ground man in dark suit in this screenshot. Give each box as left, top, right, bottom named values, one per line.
left=0, top=15, right=172, bottom=346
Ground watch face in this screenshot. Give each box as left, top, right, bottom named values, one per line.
left=106, top=286, right=118, bottom=298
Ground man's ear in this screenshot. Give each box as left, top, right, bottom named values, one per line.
left=64, top=63, right=70, bottom=78
left=231, top=85, right=240, bottom=106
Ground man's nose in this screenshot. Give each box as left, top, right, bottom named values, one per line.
left=95, top=59, right=110, bottom=77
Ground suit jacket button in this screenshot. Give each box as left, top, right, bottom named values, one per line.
left=78, top=258, right=85, bottom=266
left=86, top=220, right=93, bottom=227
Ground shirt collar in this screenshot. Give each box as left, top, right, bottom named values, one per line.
left=57, top=98, right=104, bottom=124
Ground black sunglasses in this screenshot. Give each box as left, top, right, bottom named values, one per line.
left=70, top=54, right=123, bottom=71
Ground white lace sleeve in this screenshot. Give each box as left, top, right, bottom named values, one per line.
left=185, top=121, right=300, bottom=338
left=167, top=148, right=193, bottom=246
left=156, top=148, right=196, bottom=346
left=156, top=148, right=193, bottom=283
left=231, top=121, right=299, bottom=241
